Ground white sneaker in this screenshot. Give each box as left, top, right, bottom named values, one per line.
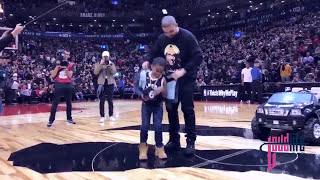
left=99, top=117, right=105, bottom=123
left=109, top=116, right=117, bottom=122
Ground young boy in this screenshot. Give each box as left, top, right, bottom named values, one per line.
left=134, top=57, right=167, bottom=160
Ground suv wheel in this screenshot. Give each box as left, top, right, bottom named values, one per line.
left=251, top=117, right=271, bottom=141
left=302, top=117, right=320, bottom=144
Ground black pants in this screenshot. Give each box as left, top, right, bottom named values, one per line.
left=119, top=88, right=124, bottom=99
left=99, top=82, right=114, bottom=117
left=21, top=95, right=31, bottom=104
left=47, top=93, right=54, bottom=102
left=49, top=84, right=73, bottom=122
left=166, top=77, right=196, bottom=143
left=241, top=82, right=252, bottom=101
left=251, top=80, right=262, bottom=104
left=5, top=88, right=15, bottom=105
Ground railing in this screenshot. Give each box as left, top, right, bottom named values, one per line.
left=201, top=83, right=320, bottom=102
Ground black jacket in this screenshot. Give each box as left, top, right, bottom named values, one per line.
left=147, top=28, right=203, bottom=79
left=0, top=33, right=14, bottom=52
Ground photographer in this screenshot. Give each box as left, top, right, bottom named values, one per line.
left=304, top=73, right=316, bottom=82
left=94, top=51, right=117, bottom=123
left=47, top=48, right=76, bottom=127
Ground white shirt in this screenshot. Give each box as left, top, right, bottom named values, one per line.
left=21, top=89, right=32, bottom=96
left=51, top=57, right=56, bottom=64
left=134, top=66, right=140, bottom=73
left=303, top=56, right=314, bottom=64
left=11, top=81, right=19, bottom=90
left=92, top=56, right=96, bottom=63
left=242, top=68, right=252, bottom=83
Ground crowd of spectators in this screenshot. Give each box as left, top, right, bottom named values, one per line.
left=196, top=10, right=320, bottom=90
left=3, top=0, right=231, bottom=34
left=0, top=36, right=152, bottom=104
left=4, top=0, right=229, bottom=14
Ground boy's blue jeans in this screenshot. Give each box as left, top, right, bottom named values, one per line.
left=140, top=102, right=164, bottom=148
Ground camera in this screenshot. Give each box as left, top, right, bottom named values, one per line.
left=60, top=61, right=69, bottom=67
left=101, top=59, right=109, bottom=65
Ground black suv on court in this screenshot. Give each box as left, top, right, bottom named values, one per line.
left=252, top=92, right=320, bottom=144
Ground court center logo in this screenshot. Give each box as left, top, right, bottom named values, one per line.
left=259, top=133, right=307, bottom=171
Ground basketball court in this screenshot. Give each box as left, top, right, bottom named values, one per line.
left=0, top=100, right=318, bottom=180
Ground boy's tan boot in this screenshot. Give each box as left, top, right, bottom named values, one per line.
left=139, top=143, right=148, bottom=160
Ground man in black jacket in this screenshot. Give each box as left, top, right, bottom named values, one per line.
left=0, top=24, right=24, bottom=115
left=143, top=16, right=203, bottom=155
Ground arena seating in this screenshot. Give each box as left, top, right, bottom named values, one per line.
left=0, top=0, right=319, bottom=105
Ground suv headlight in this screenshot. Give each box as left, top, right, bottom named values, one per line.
left=257, top=107, right=264, bottom=114
left=290, top=109, right=302, bottom=116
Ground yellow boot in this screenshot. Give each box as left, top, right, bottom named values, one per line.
left=139, top=143, right=148, bottom=160
left=155, top=146, right=167, bottom=159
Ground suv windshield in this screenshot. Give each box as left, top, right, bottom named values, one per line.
left=268, top=93, right=312, bottom=104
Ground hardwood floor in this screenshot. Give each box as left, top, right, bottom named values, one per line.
left=0, top=100, right=318, bottom=180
